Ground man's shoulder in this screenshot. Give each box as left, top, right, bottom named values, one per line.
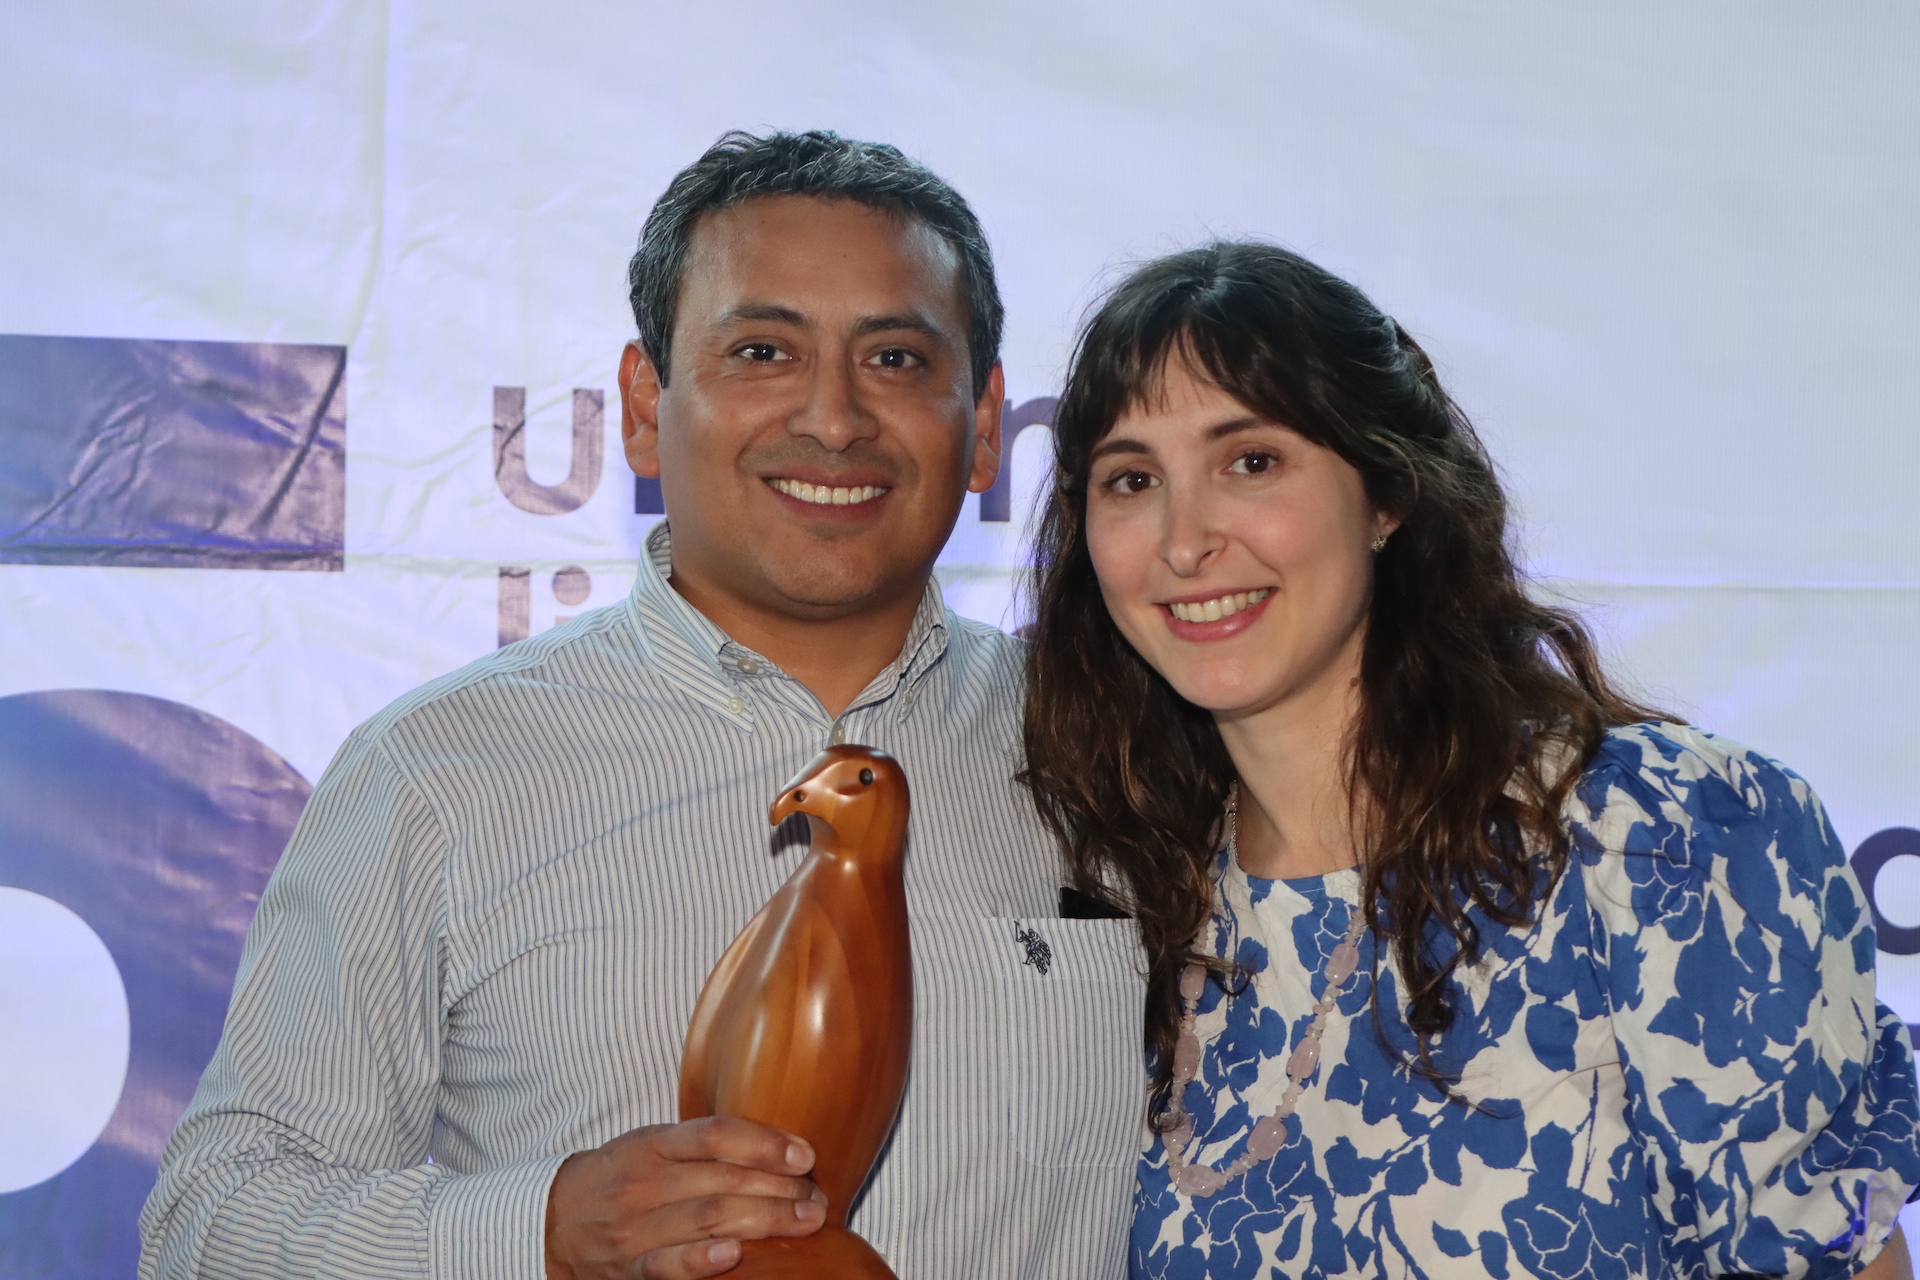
left=353, top=602, right=646, bottom=759
left=938, top=609, right=1027, bottom=694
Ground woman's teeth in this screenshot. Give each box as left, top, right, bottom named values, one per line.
left=1168, top=589, right=1273, bottom=624
left=769, top=477, right=887, bottom=506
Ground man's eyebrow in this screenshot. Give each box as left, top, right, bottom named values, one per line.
left=713, top=306, right=948, bottom=342
left=717, top=302, right=810, bottom=327
left=851, top=312, right=947, bottom=340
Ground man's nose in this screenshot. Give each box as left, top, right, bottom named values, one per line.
left=788, top=353, right=878, bottom=451
left=1161, top=482, right=1224, bottom=578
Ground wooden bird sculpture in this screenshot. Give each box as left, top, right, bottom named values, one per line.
left=679, top=744, right=912, bottom=1279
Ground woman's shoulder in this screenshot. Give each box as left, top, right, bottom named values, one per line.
left=1562, top=721, right=1850, bottom=952
left=1566, top=720, right=1827, bottom=856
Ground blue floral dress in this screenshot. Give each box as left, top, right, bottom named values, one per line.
left=1132, top=723, right=1920, bottom=1279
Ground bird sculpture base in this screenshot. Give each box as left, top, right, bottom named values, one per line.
left=730, top=1226, right=898, bottom=1278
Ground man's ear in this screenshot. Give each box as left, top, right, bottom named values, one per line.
left=966, top=362, right=1006, bottom=496
left=619, top=340, right=663, bottom=479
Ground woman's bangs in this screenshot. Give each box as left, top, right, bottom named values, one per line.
left=1088, top=313, right=1227, bottom=448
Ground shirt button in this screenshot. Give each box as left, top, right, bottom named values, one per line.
left=727, top=696, right=745, bottom=715
left=830, top=723, right=847, bottom=745
left=736, top=658, right=759, bottom=674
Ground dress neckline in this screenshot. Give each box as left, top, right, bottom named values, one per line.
left=1224, top=846, right=1362, bottom=906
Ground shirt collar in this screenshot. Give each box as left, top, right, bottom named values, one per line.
left=627, top=521, right=951, bottom=720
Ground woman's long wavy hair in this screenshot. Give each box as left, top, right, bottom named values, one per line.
left=1021, top=242, right=1663, bottom=1120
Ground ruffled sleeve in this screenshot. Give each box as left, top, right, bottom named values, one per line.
left=1572, top=722, right=1920, bottom=1279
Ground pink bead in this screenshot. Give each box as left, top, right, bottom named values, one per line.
left=1246, top=1114, right=1289, bottom=1160
left=1326, top=941, right=1360, bottom=984
left=1173, top=1032, right=1201, bottom=1083
left=1176, top=1163, right=1231, bottom=1198
left=1286, top=1035, right=1321, bottom=1081
left=1165, top=1113, right=1194, bottom=1150
left=1179, top=963, right=1206, bottom=1004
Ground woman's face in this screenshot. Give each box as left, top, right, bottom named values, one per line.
left=1083, top=357, right=1391, bottom=723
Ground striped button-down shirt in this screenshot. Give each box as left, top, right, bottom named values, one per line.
left=140, top=521, right=1146, bottom=1280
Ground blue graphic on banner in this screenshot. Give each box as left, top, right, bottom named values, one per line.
left=1855, top=829, right=1920, bottom=957
left=0, top=335, right=345, bottom=570
left=0, top=690, right=309, bottom=1279
left=978, top=397, right=1056, bottom=522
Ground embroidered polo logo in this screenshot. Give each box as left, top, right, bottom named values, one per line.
left=1013, top=922, right=1052, bottom=975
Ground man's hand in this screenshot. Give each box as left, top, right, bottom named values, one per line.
left=544, top=1116, right=828, bottom=1280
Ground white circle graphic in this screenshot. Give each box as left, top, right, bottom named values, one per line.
left=0, top=886, right=131, bottom=1193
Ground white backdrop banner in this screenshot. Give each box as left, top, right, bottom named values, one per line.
left=2, top=1, right=1916, bottom=1272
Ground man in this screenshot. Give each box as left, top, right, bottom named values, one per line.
left=139, top=132, right=1144, bottom=1280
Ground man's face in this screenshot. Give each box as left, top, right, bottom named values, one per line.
left=620, top=195, right=1002, bottom=626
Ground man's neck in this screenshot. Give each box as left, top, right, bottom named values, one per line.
left=666, top=571, right=928, bottom=720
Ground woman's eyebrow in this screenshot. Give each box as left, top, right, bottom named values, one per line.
left=1088, top=437, right=1152, bottom=463
left=1089, top=417, right=1271, bottom=464
left=1204, top=415, right=1264, bottom=440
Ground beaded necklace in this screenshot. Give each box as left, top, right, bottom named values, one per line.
left=1160, top=788, right=1370, bottom=1199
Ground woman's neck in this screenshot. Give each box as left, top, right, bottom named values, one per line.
left=1215, top=638, right=1368, bottom=881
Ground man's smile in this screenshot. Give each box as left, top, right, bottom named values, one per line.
left=766, top=476, right=891, bottom=507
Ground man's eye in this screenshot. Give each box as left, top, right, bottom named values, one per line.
left=1229, top=451, right=1278, bottom=476
left=738, top=343, right=784, bottom=362
left=870, top=347, right=922, bottom=370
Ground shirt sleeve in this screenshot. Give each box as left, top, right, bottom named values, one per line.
left=137, top=727, right=564, bottom=1280
left=1574, top=724, right=1920, bottom=1280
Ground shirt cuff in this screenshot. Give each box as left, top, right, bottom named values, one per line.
left=429, top=1153, right=569, bottom=1280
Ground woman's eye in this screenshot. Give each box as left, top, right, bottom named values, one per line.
left=1228, top=450, right=1279, bottom=476
left=1104, top=470, right=1160, bottom=495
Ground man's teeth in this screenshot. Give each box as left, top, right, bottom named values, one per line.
left=1169, top=589, right=1273, bottom=624
left=769, top=477, right=887, bottom=506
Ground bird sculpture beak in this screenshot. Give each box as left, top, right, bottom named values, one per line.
left=769, top=784, right=808, bottom=828
left=770, top=749, right=835, bottom=827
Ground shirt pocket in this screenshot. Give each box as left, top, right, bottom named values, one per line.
left=980, top=915, right=1147, bottom=1169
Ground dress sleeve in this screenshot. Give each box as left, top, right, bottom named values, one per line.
left=136, top=727, right=564, bottom=1280
left=1574, top=724, right=1920, bottom=1279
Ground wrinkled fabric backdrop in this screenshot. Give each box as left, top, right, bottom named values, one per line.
left=2, top=2, right=1916, bottom=1274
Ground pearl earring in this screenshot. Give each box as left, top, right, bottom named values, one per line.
left=1369, top=533, right=1389, bottom=553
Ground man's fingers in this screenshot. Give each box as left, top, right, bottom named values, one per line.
left=652, top=1166, right=821, bottom=1207
left=546, top=1122, right=828, bottom=1280
left=631, top=1194, right=827, bottom=1279
left=633, top=1237, right=742, bottom=1280
left=661, top=1191, right=826, bottom=1248
left=651, top=1116, right=815, bottom=1175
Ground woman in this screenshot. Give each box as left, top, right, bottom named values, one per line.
left=1022, top=241, right=1920, bottom=1279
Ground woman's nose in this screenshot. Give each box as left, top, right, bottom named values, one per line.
left=1160, top=484, right=1224, bottom=577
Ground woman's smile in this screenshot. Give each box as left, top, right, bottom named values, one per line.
left=1160, top=588, right=1275, bottom=640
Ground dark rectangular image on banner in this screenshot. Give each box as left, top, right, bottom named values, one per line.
left=0, top=335, right=346, bottom=571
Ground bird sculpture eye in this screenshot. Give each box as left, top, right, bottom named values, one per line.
left=859, top=768, right=874, bottom=785
left=794, top=789, right=806, bottom=803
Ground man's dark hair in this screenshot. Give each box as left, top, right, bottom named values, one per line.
left=627, top=130, right=1003, bottom=401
